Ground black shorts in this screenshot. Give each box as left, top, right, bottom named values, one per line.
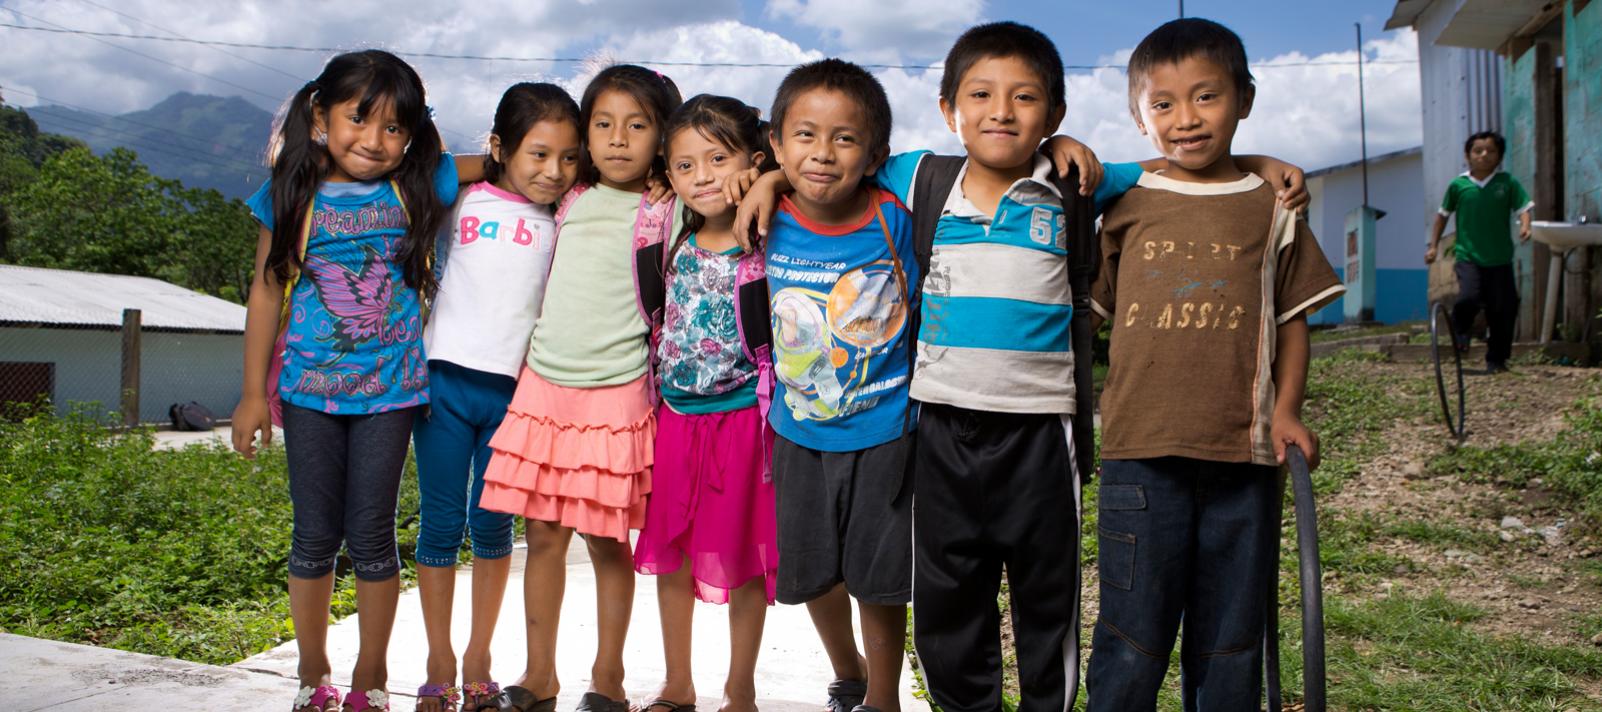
left=772, top=431, right=914, bottom=606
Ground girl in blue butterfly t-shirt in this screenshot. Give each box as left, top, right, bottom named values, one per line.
left=232, top=49, right=478, bottom=712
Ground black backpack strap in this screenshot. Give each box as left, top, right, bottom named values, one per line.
left=1050, top=167, right=1100, bottom=483
left=905, top=155, right=965, bottom=436
left=910, top=154, right=965, bottom=279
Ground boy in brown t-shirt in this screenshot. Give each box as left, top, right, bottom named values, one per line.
left=1083, top=19, right=1344, bottom=711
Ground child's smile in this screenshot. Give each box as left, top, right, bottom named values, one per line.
left=1134, top=55, right=1253, bottom=183
left=772, top=88, right=885, bottom=224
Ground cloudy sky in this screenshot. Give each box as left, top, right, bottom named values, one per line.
left=0, top=0, right=1420, bottom=171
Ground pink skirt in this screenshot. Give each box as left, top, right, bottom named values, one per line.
left=479, top=367, right=654, bottom=543
left=634, top=404, right=778, bottom=604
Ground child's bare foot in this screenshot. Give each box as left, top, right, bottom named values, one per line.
left=716, top=686, right=757, bottom=712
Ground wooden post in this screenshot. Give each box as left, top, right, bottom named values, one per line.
left=121, top=308, right=141, bottom=428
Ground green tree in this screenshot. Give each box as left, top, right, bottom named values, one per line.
left=3, top=143, right=256, bottom=301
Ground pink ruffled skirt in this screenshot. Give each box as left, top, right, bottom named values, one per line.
left=634, top=404, right=777, bottom=604
left=479, top=367, right=654, bottom=543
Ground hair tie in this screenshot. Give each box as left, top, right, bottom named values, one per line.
left=426, top=105, right=437, bottom=120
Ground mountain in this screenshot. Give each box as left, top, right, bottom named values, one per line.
left=29, top=92, right=272, bottom=200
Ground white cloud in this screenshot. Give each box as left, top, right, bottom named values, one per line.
left=1, top=1, right=1419, bottom=179
left=765, top=0, right=982, bottom=60
left=1060, top=31, right=1423, bottom=172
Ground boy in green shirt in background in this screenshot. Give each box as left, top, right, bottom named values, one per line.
left=1425, top=130, right=1534, bottom=373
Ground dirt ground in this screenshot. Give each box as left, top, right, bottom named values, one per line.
left=1324, top=362, right=1600, bottom=647
left=975, top=360, right=1602, bottom=706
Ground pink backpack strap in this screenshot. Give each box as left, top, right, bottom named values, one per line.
left=554, top=183, right=589, bottom=229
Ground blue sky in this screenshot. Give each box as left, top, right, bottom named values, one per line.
left=0, top=0, right=1420, bottom=170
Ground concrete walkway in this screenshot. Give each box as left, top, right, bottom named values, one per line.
left=2, top=535, right=926, bottom=711
left=247, top=538, right=923, bottom=711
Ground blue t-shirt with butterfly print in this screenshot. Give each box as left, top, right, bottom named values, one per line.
left=246, top=155, right=459, bottom=415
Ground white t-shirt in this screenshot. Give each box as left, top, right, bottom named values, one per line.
left=425, top=182, right=559, bottom=378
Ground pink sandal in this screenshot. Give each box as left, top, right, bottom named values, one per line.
left=294, top=685, right=342, bottom=712
left=462, top=682, right=500, bottom=709
left=346, top=689, right=391, bottom=711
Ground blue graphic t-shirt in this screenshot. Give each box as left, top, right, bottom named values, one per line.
left=764, top=188, right=918, bottom=452
left=246, top=155, right=459, bottom=415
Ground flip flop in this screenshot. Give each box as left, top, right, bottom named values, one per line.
left=416, top=684, right=461, bottom=711
left=472, top=686, right=556, bottom=712
left=824, top=679, right=865, bottom=712
left=463, top=682, right=502, bottom=710
left=639, top=697, right=697, bottom=712
left=575, top=691, right=631, bottom=712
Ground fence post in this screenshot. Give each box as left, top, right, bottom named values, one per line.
left=121, top=308, right=141, bottom=428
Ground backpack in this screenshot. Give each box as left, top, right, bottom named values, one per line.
left=909, top=155, right=1100, bottom=482
left=168, top=401, right=216, bottom=431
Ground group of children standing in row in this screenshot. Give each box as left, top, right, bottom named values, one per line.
left=233, top=16, right=1341, bottom=712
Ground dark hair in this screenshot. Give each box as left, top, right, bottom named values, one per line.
left=483, top=82, right=582, bottom=186
left=1126, top=18, right=1254, bottom=116
left=264, top=49, right=446, bottom=296
left=941, top=22, right=1066, bottom=111
left=769, top=58, right=892, bottom=152
left=662, top=94, right=779, bottom=269
left=1464, top=131, right=1506, bottom=155
left=578, top=64, right=683, bottom=186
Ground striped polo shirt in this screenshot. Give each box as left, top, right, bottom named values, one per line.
left=878, top=152, right=1141, bottom=414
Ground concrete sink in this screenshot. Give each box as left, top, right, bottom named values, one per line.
left=1531, top=220, right=1602, bottom=250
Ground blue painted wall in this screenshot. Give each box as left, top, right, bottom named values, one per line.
left=1312, top=267, right=1430, bottom=325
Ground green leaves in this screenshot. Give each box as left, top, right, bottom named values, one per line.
left=0, top=106, right=256, bottom=302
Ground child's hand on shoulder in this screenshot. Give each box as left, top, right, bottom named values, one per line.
left=1239, top=155, right=1309, bottom=213
left=644, top=174, right=674, bottom=204
left=231, top=396, right=272, bottom=459
left=1271, top=411, right=1320, bottom=471
left=733, top=169, right=786, bottom=251
left=1043, top=135, right=1103, bottom=197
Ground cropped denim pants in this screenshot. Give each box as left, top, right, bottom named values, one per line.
left=411, top=361, right=517, bottom=567
left=1086, top=456, right=1280, bottom=712
left=282, top=403, right=414, bottom=582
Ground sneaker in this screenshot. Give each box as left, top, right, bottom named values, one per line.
left=1487, top=361, right=1510, bottom=374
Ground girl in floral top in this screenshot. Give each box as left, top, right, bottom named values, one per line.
left=633, top=94, right=778, bottom=712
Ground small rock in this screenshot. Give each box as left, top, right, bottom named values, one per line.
left=1531, top=477, right=1545, bottom=486
left=1393, top=563, right=1410, bottom=575
left=1401, top=462, right=1424, bottom=479
left=1538, top=526, right=1563, bottom=546
left=1445, top=549, right=1467, bottom=559
left=1501, top=516, right=1526, bottom=530
left=1591, top=632, right=1602, bottom=647
left=1499, top=530, right=1517, bottom=543
left=1518, top=599, right=1542, bottom=610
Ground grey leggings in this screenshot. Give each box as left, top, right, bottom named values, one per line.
left=282, top=403, right=415, bottom=581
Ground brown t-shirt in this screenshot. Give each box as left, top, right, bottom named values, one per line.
left=1090, top=172, right=1344, bottom=466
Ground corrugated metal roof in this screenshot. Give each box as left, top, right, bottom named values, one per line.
left=0, top=264, right=246, bottom=333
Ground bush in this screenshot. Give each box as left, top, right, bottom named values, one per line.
left=0, top=407, right=421, bottom=663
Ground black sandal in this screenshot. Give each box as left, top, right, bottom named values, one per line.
left=575, top=692, right=631, bottom=712
left=473, top=686, right=556, bottom=712
left=824, top=679, right=865, bottom=712
left=639, top=698, right=697, bottom=712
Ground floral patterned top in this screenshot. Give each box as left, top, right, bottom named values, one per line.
left=659, top=234, right=758, bottom=413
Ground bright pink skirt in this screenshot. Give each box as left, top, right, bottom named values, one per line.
left=634, top=404, right=777, bottom=604
left=479, top=368, right=654, bottom=543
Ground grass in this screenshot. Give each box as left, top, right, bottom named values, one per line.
left=1428, top=390, right=1602, bottom=530
left=0, top=405, right=423, bottom=664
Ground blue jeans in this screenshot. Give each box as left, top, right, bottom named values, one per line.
left=282, top=403, right=415, bottom=582
left=1086, top=457, right=1279, bottom=712
left=412, top=361, right=518, bottom=567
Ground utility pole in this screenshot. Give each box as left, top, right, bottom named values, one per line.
left=1179, top=0, right=1185, bottom=18
left=1356, top=22, right=1370, bottom=207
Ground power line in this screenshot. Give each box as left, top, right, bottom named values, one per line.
left=0, top=20, right=1418, bottom=70
left=71, top=0, right=302, bottom=82
left=1, top=10, right=285, bottom=103
left=5, top=10, right=481, bottom=148
left=1, top=85, right=266, bottom=173
left=18, top=108, right=266, bottom=175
